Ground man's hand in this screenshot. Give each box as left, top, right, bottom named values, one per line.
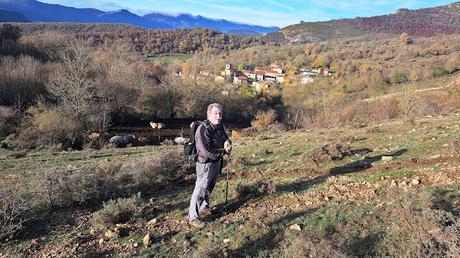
left=224, top=140, right=232, bottom=155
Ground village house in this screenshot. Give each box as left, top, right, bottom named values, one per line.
left=252, top=81, right=269, bottom=92
left=241, top=69, right=256, bottom=80
left=224, top=64, right=233, bottom=76
left=254, top=69, right=267, bottom=81
left=233, top=75, right=248, bottom=85
left=264, top=72, right=277, bottom=82
left=265, top=72, right=285, bottom=83
left=270, top=63, right=284, bottom=74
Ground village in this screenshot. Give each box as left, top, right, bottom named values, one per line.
left=219, top=63, right=333, bottom=92
left=176, top=62, right=335, bottom=94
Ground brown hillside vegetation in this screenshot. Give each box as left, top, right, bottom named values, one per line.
left=268, top=2, right=460, bottom=43
left=11, top=23, right=265, bottom=56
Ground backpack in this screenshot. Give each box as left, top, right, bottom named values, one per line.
left=184, top=121, right=207, bottom=161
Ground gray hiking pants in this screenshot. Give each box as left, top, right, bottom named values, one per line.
left=188, top=160, right=222, bottom=221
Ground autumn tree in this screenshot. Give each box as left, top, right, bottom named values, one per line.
left=399, top=32, right=412, bottom=45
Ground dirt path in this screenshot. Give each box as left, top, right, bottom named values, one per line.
left=361, top=74, right=459, bottom=103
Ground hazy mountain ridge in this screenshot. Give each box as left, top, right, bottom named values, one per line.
left=0, top=8, right=28, bottom=22
left=0, top=0, right=277, bottom=34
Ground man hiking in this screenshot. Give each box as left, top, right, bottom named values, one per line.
left=188, top=103, right=232, bottom=229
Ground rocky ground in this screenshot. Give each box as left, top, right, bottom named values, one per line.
left=1, top=112, right=460, bottom=257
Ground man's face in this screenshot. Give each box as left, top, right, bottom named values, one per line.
left=208, top=107, right=223, bottom=125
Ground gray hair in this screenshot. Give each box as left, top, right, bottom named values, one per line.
left=207, top=103, right=223, bottom=116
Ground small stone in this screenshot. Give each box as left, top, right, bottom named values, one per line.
left=430, top=154, right=441, bottom=159
left=143, top=233, right=151, bottom=248
left=289, top=224, right=302, bottom=231
left=206, top=232, right=213, bottom=237
left=99, top=238, right=104, bottom=245
left=223, top=239, right=231, bottom=244
left=411, top=179, right=420, bottom=185
left=324, top=196, right=330, bottom=201
left=382, top=156, right=393, bottom=161
left=104, top=230, right=117, bottom=239
left=147, top=218, right=157, bottom=225
left=399, top=181, right=408, bottom=187
left=134, top=243, right=139, bottom=248
left=442, top=144, right=449, bottom=147
left=391, top=180, right=398, bottom=187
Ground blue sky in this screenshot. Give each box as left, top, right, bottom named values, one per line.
left=39, top=0, right=457, bottom=27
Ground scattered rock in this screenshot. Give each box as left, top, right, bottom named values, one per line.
left=134, top=243, right=138, bottom=248
left=430, top=154, right=441, bottom=159
left=381, top=156, right=394, bottom=161
left=411, top=179, right=420, bottom=185
left=223, top=239, right=231, bottom=244
left=104, top=230, right=118, bottom=239
left=147, top=218, right=157, bottom=226
left=391, top=180, right=398, bottom=187
left=143, top=233, right=151, bottom=248
left=289, top=224, right=302, bottom=231
left=399, top=181, right=408, bottom=187
left=99, top=238, right=104, bottom=245
left=309, top=143, right=352, bottom=164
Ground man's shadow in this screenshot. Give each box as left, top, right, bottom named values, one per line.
left=210, top=148, right=408, bottom=219
left=329, top=148, right=407, bottom=175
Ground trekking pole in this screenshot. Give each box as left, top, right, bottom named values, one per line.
left=225, top=154, right=231, bottom=215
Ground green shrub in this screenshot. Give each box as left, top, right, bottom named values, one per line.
left=432, top=67, right=450, bottom=78
left=90, top=195, right=142, bottom=230
left=393, top=71, right=407, bottom=84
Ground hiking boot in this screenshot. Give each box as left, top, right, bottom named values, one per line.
left=189, top=219, right=206, bottom=229
left=199, top=208, right=212, bottom=217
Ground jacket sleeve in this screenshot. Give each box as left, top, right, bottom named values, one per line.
left=195, top=124, right=224, bottom=161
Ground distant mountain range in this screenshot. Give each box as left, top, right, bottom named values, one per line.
left=264, top=1, right=460, bottom=43
left=0, top=0, right=278, bottom=35
left=0, top=8, right=29, bottom=22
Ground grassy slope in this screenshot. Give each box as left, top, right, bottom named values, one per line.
left=1, top=112, right=460, bottom=256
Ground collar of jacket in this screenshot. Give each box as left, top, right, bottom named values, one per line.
left=204, top=119, right=222, bottom=130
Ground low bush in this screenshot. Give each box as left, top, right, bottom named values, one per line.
left=16, top=104, right=84, bottom=150
left=0, top=106, right=21, bottom=142
left=251, top=109, right=278, bottom=132
left=283, top=191, right=460, bottom=257
left=0, top=190, right=28, bottom=242
left=30, top=166, right=100, bottom=208
left=130, top=150, right=193, bottom=185
left=90, top=194, right=142, bottom=230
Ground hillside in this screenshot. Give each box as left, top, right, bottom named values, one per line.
left=265, top=1, right=460, bottom=43
left=143, top=13, right=278, bottom=35
left=0, top=8, right=28, bottom=22
left=12, top=23, right=265, bottom=56
left=1, top=110, right=460, bottom=256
